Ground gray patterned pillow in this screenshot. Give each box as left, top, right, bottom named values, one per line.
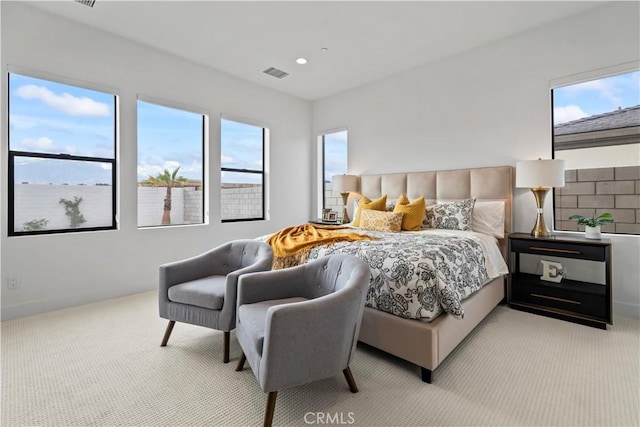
left=425, top=198, right=476, bottom=231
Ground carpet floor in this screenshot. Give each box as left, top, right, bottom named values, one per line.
left=2, top=290, right=638, bottom=426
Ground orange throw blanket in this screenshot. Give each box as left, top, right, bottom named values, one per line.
left=267, top=223, right=375, bottom=269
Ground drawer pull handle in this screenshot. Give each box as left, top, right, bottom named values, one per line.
left=530, top=293, right=581, bottom=305
left=529, top=246, right=581, bottom=255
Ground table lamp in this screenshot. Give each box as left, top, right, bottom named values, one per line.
left=516, top=158, right=566, bottom=237
left=332, top=174, right=359, bottom=224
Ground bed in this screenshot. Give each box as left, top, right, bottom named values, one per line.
left=352, top=166, right=513, bottom=383
left=268, top=165, right=513, bottom=383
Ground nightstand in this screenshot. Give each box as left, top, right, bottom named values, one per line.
left=508, top=233, right=612, bottom=329
left=308, top=219, right=341, bottom=225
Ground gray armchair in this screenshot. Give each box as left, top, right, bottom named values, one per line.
left=234, top=254, right=370, bottom=427
left=158, top=239, right=273, bottom=363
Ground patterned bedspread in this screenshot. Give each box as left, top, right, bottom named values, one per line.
left=303, top=229, right=504, bottom=321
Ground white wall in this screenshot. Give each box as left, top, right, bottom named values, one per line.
left=312, top=2, right=640, bottom=318
left=0, top=3, right=312, bottom=319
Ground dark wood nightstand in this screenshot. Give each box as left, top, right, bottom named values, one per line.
left=508, top=233, right=612, bottom=329
left=308, top=219, right=342, bottom=225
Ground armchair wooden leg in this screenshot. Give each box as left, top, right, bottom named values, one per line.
left=342, top=367, right=358, bottom=393
left=236, top=353, right=246, bottom=371
left=160, top=320, right=175, bottom=347
left=264, top=391, right=277, bottom=427
left=223, top=331, right=230, bottom=363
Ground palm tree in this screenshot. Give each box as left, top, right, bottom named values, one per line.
left=141, top=167, right=187, bottom=225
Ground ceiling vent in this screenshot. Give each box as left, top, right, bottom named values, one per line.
left=74, top=0, right=96, bottom=7
left=263, top=67, right=289, bottom=79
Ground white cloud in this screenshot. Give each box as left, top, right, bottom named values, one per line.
left=554, top=105, right=589, bottom=124
left=19, top=136, right=55, bottom=151
left=164, top=161, right=181, bottom=172
left=137, top=160, right=191, bottom=180
left=8, top=114, right=38, bottom=131
left=15, top=84, right=110, bottom=117
left=221, top=155, right=234, bottom=164
left=137, top=163, right=164, bottom=179
left=563, top=79, right=623, bottom=107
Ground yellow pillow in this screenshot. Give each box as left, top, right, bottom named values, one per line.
left=359, top=210, right=403, bottom=232
left=393, top=194, right=426, bottom=231
left=353, top=195, right=387, bottom=227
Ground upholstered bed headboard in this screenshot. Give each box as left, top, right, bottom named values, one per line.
left=357, top=165, right=514, bottom=237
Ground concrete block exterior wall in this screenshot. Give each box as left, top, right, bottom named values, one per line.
left=220, top=184, right=262, bottom=220
left=15, top=185, right=208, bottom=230
left=555, top=166, right=640, bottom=235
left=138, top=187, right=186, bottom=226
left=323, top=182, right=345, bottom=220
left=13, top=184, right=113, bottom=231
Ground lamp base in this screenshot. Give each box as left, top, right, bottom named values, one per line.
left=340, top=192, right=350, bottom=224
left=530, top=187, right=551, bottom=237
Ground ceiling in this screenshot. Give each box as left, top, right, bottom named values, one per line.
left=27, top=1, right=607, bottom=101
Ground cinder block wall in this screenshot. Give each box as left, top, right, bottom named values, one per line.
left=323, top=182, right=345, bottom=220
left=555, top=166, right=640, bottom=235
left=220, top=184, right=263, bottom=220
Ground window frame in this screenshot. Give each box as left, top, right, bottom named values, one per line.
left=7, top=72, right=118, bottom=236
left=550, top=63, right=640, bottom=237
left=317, top=128, right=348, bottom=216
left=136, top=96, right=207, bottom=228
left=220, top=117, right=266, bottom=223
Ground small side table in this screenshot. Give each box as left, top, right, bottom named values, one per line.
left=508, top=233, right=612, bottom=329
left=308, top=219, right=342, bottom=226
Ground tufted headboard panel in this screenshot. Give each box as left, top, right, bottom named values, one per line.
left=359, top=165, right=514, bottom=237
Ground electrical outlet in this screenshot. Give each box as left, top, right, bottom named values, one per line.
left=8, top=278, right=19, bottom=289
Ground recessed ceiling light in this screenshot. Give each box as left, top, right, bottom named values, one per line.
left=296, top=58, right=308, bottom=65
left=321, top=48, right=329, bottom=52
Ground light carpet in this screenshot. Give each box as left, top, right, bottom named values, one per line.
left=2, top=291, right=638, bottom=426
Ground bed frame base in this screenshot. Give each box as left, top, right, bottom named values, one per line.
left=358, top=276, right=505, bottom=383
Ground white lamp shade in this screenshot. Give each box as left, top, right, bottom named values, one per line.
left=332, top=174, right=359, bottom=193
left=516, top=159, right=566, bottom=188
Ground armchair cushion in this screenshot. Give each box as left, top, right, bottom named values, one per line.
left=168, top=275, right=227, bottom=310
left=239, top=297, right=308, bottom=356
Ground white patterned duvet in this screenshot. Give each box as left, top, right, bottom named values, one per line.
left=305, top=228, right=508, bottom=321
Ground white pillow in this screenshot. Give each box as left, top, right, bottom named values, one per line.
left=426, top=198, right=476, bottom=231
left=472, top=201, right=505, bottom=238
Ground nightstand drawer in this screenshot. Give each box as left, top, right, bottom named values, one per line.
left=510, top=239, right=606, bottom=261
left=511, top=276, right=606, bottom=319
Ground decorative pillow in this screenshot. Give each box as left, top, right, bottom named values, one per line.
left=353, top=195, right=387, bottom=227
left=385, top=200, right=397, bottom=211
left=472, top=200, right=505, bottom=238
left=393, top=194, right=426, bottom=231
left=426, top=198, right=476, bottom=231
left=359, top=210, right=403, bottom=232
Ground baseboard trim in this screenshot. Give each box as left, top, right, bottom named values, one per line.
left=1, top=284, right=155, bottom=321
left=613, top=300, right=640, bottom=320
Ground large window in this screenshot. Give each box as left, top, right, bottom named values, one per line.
left=8, top=73, right=116, bottom=235
left=137, top=100, right=205, bottom=227
left=552, top=69, right=639, bottom=236
left=220, top=118, right=266, bottom=221
left=321, top=130, right=348, bottom=213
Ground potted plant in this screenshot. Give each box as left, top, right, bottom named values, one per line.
left=569, top=212, right=613, bottom=239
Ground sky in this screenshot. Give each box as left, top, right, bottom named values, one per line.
left=9, top=73, right=115, bottom=185
left=9, top=70, right=638, bottom=186
left=9, top=73, right=264, bottom=185
left=323, top=130, right=348, bottom=183
left=553, top=70, right=640, bottom=124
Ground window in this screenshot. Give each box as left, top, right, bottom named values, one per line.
left=137, top=100, right=205, bottom=227
left=321, top=130, right=348, bottom=214
left=552, top=69, right=640, bottom=236
left=8, top=73, right=116, bottom=235
left=220, top=118, right=266, bottom=221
